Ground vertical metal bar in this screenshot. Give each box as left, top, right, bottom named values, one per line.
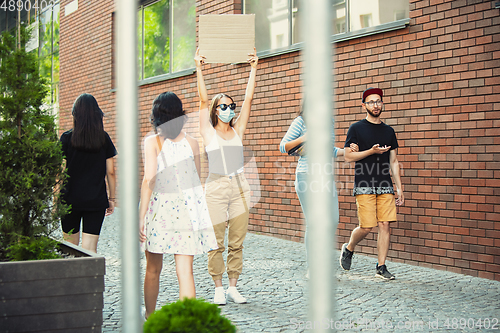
left=115, top=0, right=141, bottom=332
left=302, top=0, right=336, bottom=331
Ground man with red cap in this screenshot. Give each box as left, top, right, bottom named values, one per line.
left=340, top=87, right=404, bottom=280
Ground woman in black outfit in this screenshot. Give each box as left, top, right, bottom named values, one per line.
left=59, top=94, right=117, bottom=253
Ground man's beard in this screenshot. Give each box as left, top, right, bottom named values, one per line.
left=367, top=107, right=382, bottom=118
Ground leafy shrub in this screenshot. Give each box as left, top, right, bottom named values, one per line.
left=0, top=24, right=67, bottom=259
left=6, top=235, right=62, bottom=261
left=143, top=298, right=236, bottom=333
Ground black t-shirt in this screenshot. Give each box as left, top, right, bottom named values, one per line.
left=344, top=119, right=398, bottom=195
left=60, top=130, right=117, bottom=210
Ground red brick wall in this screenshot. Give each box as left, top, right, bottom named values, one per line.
left=59, top=0, right=500, bottom=280
left=334, top=0, right=500, bottom=280
left=59, top=0, right=116, bottom=138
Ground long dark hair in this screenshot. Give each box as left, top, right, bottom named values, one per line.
left=150, top=92, right=186, bottom=139
left=209, top=93, right=235, bottom=128
left=71, top=93, right=106, bottom=151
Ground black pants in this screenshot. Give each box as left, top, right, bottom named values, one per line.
left=61, top=209, right=106, bottom=235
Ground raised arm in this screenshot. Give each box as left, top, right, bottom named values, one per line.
left=234, top=48, right=258, bottom=138
left=390, top=149, right=404, bottom=206
left=195, top=48, right=212, bottom=141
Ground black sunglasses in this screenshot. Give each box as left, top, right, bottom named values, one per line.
left=216, top=103, right=236, bottom=111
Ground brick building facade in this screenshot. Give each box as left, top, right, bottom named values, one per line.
left=58, top=0, right=499, bottom=281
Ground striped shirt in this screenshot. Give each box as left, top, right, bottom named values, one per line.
left=279, top=116, right=339, bottom=174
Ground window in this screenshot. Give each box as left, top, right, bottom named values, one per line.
left=0, top=1, right=60, bottom=113
left=360, top=14, right=372, bottom=29
left=38, top=2, right=60, bottom=112
left=244, top=0, right=409, bottom=53
left=244, top=0, right=302, bottom=51
left=137, top=0, right=196, bottom=81
left=349, top=0, right=408, bottom=31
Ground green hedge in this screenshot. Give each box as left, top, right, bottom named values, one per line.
left=144, top=298, right=236, bottom=333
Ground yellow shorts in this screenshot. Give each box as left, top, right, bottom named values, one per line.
left=356, top=194, right=397, bottom=228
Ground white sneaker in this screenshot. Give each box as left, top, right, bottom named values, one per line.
left=226, top=286, right=247, bottom=304
left=213, top=287, right=226, bottom=305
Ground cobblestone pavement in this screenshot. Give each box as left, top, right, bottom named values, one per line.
left=98, top=209, right=500, bottom=332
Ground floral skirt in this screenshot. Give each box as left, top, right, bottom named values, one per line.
left=144, top=191, right=218, bottom=255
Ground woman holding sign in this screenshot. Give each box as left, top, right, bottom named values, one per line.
left=195, top=47, right=258, bottom=305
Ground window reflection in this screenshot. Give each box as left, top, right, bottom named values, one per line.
left=53, top=3, right=60, bottom=52
left=245, top=0, right=273, bottom=51
left=137, top=0, right=196, bottom=80
left=138, top=10, right=143, bottom=80
left=172, top=1, right=196, bottom=72
left=291, top=0, right=302, bottom=44
left=38, top=3, right=59, bottom=112
left=39, top=8, right=52, bottom=59
left=245, top=0, right=409, bottom=52
left=333, top=0, right=346, bottom=34
left=349, top=0, right=409, bottom=31
left=143, top=0, right=169, bottom=78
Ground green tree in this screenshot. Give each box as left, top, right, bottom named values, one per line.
left=0, top=24, right=67, bottom=260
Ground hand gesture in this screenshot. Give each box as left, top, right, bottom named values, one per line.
left=371, top=144, right=390, bottom=154
left=349, top=143, right=359, bottom=152
left=248, top=47, right=258, bottom=68
left=194, top=48, right=206, bottom=68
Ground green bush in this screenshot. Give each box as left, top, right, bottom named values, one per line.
left=143, top=298, right=236, bottom=333
left=0, top=24, right=67, bottom=260
left=6, top=235, right=62, bottom=261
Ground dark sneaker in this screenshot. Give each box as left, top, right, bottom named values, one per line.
left=340, top=243, right=353, bottom=270
left=376, top=264, right=395, bottom=280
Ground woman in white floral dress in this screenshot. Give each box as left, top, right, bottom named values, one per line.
left=139, top=92, right=217, bottom=318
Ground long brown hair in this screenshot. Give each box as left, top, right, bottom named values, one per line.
left=209, top=93, right=235, bottom=128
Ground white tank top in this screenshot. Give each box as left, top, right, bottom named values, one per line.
left=205, top=128, right=244, bottom=175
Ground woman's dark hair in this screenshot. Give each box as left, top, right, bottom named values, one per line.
left=71, top=93, right=106, bottom=151
left=150, top=92, right=186, bottom=139
left=209, top=93, right=235, bottom=128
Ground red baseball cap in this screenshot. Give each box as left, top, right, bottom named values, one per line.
left=362, top=87, right=383, bottom=102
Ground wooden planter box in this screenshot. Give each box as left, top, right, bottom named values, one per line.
left=0, top=241, right=105, bottom=332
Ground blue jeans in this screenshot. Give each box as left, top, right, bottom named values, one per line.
left=295, top=172, right=339, bottom=268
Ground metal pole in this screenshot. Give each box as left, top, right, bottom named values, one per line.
left=302, top=0, right=336, bottom=331
left=115, top=0, right=141, bottom=332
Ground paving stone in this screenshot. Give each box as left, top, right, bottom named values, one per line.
left=98, top=209, right=500, bottom=332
